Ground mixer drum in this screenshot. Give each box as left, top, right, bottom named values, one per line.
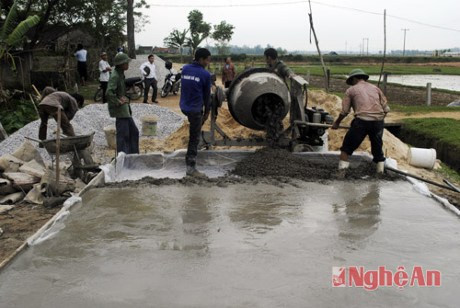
left=227, top=68, right=291, bottom=130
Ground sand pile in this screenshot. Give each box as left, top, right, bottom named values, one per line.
left=140, top=107, right=265, bottom=152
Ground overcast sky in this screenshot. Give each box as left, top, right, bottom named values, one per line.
left=137, top=0, right=460, bottom=53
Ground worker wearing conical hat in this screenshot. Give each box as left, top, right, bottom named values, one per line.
left=106, top=53, right=139, bottom=155
left=332, top=69, right=390, bottom=174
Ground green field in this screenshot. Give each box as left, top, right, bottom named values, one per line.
left=290, top=64, right=460, bottom=76
left=402, top=118, right=460, bottom=148
left=390, top=104, right=460, bottom=113
left=208, top=61, right=460, bottom=80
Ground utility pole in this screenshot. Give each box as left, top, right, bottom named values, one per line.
left=401, top=28, right=409, bottom=57
left=364, top=38, right=369, bottom=55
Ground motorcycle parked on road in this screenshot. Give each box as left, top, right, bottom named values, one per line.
left=160, top=61, right=181, bottom=98
left=94, top=77, right=144, bottom=102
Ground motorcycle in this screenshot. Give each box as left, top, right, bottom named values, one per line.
left=160, top=61, right=181, bottom=98
left=94, top=77, right=144, bottom=102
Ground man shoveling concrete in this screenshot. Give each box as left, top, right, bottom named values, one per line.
left=332, top=69, right=390, bottom=174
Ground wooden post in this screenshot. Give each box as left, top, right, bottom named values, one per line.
left=426, top=82, right=432, bottom=106
left=55, top=108, right=61, bottom=190
left=0, top=121, right=8, bottom=141
left=378, top=9, right=387, bottom=88
left=326, top=68, right=331, bottom=89
left=306, top=70, right=310, bottom=83
left=383, top=73, right=389, bottom=95
left=308, top=0, right=329, bottom=92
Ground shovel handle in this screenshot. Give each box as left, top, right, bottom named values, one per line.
left=24, top=136, right=43, bottom=143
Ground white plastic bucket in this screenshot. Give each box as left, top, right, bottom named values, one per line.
left=103, top=125, right=117, bottom=149
left=408, top=147, right=437, bottom=169
left=141, top=115, right=158, bottom=136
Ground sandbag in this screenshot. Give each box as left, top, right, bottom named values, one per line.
left=0, top=178, right=16, bottom=195
left=19, top=159, right=46, bottom=178
left=0, top=154, right=24, bottom=172
left=0, top=204, right=14, bottom=214
left=0, top=191, right=25, bottom=204
left=12, top=140, right=44, bottom=165
left=3, top=172, right=40, bottom=191
left=41, top=168, right=76, bottom=196
left=24, top=183, right=46, bottom=205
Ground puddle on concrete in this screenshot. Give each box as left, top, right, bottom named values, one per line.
left=0, top=180, right=459, bottom=307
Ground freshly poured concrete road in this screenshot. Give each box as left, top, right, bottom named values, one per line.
left=0, top=180, right=459, bottom=307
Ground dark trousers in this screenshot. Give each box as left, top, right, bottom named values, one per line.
left=100, top=81, right=108, bottom=103
left=143, top=78, right=158, bottom=103
left=115, top=118, right=139, bottom=154
left=77, top=61, right=87, bottom=81
left=183, top=111, right=203, bottom=167
left=38, top=105, right=75, bottom=140
left=340, top=118, right=385, bottom=163
left=224, top=81, right=232, bottom=88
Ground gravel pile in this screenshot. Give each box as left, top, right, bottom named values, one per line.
left=0, top=103, right=184, bottom=161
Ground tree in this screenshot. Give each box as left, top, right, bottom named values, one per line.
left=164, top=28, right=188, bottom=62
left=211, top=21, right=234, bottom=55
left=127, top=0, right=135, bottom=58
left=18, top=0, right=149, bottom=51
left=185, top=10, right=211, bottom=56
left=0, top=0, right=40, bottom=70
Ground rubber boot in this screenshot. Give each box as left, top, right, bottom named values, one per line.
left=376, top=162, right=385, bottom=174
left=337, top=160, right=349, bottom=179
left=338, top=160, right=350, bottom=170
left=186, top=165, right=207, bottom=178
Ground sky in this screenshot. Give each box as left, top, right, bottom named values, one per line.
left=137, top=0, right=460, bottom=53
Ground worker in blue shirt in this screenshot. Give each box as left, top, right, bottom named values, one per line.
left=180, top=48, right=212, bottom=177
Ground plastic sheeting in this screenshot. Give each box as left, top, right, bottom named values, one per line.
left=100, top=150, right=373, bottom=183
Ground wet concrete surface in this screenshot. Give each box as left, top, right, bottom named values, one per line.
left=0, top=180, right=459, bottom=307
left=105, top=150, right=392, bottom=183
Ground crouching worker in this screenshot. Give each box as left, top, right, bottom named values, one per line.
left=180, top=48, right=212, bottom=177
left=331, top=69, right=390, bottom=174
left=106, top=53, right=139, bottom=154
left=38, top=87, right=84, bottom=141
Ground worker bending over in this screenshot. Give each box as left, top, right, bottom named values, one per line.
left=332, top=69, right=390, bottom=173
left=38, top=87, right=84, bottom=141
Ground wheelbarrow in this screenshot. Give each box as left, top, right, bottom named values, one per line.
left=25, top=132, right=99, bottom=182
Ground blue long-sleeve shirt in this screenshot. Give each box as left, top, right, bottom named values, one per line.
left=179, top=62, right=212, bottom=113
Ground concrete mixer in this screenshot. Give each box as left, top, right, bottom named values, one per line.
left=201, top=68, right=334, bottom=151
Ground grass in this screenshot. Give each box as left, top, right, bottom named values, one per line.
left=390, top=104, right=460, bottom=113
left=217, top=61, right=460, bottom=77
left=0, top=99, right=39, bottom=134
left=290, top=64, right=460, bottom=76
left=436, top=162, right=460, bottom=185
left=402, top=118, right=460, bottom=148
left=77, top=82, right=99, bottom=102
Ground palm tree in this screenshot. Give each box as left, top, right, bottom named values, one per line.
left=185, top=33, right=208, bottom=59
left=0, top=0, right=40, bottom=71
left=164, top=29, right=188, bottom=63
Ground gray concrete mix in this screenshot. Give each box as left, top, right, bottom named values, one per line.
left=0, top=180, right=459, bottom=307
